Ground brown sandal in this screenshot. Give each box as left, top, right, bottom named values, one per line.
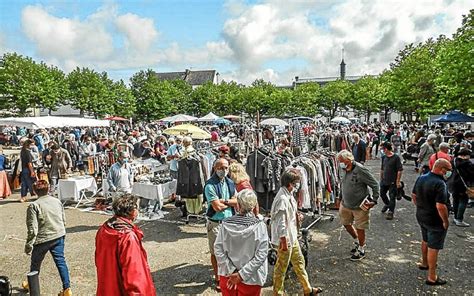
left=308, top=287, right=323, bottom=295
left=416, top=262, right=428, bottom=270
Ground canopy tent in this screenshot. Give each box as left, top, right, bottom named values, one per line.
left=0, top=116, right=109, bottom=129
left=214, top=118, right=231, bottom=125
left=159, top=114, right=198, bottom=123
left=163, top=124, right=211, bottom=140
left=223, top=115, right=241, bottom=121
left=292, top=116, right=314, bottom=122
left=330, top=116, right=351, bottom=124
left=105, top=116, right=129, bottom=122
left=260, top=118, right=289, bottom=127
left=433, top=111, right=474, bottom=123
left=198, top=112, right=220, bottom=122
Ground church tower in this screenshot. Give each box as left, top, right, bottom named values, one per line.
left=340, top=48, right=346, bottom=80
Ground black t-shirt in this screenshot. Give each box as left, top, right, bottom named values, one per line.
left=412, top=172, right=448, bottom=230
left=380, top=154, right=403, bottom=185
left=20, top=148, right=33, bottom=170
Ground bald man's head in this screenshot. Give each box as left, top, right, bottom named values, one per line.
left=214, top=158, right=229, bottom=170
left=432, top=158, right=452, bottom=176
left=433, top=158, right=451, bottom=170
left=214, top=158, right=229, bottom=179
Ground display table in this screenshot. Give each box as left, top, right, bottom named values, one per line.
left=58, top=176, right=98, bottom=208
left=132, top=180, right=176, bottom=211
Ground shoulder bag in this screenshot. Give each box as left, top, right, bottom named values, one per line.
left=454, top=161, right=474, bottom=199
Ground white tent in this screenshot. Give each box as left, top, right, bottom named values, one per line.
left=0, top=116, right=110, bottom=129
left=260, top=118, right=289, bottom=126
left=159, top=114, right=198, bottom=123
left=330, top=116, right=351, bottom=124
left=198, top=112, right=220, bottom=122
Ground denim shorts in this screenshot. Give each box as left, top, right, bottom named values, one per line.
left=420, top=225, right=447, bottom=250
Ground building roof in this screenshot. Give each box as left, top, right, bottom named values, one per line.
left=155, top=72, right=186, bottom=81
left=155, top=69, right=216, bottom=86
left=295, top=75, right=369, bottom=84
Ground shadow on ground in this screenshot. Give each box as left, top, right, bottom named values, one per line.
left=153, top=263, right=213, bottom=294
left=140, top=219, right=206, bottom=243
left=66, top=225, right=100, bottom=234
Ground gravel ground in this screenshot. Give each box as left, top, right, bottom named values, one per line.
left=0, top=159, right=473, bottom=295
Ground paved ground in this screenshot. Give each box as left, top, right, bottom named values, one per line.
left=0, top=159, right=472, bottom=295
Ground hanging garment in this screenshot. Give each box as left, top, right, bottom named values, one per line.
left=176, top=157, right=204, bottom=197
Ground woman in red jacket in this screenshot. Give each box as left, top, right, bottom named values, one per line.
left=229, top=163, right=259, bottom=215
left=95, top=194, right=156, bottom=296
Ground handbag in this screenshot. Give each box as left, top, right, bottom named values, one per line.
left=0, top=276, right=12, bottom=296
left=454, top=162, right=474, bottom=199
left=267, top=244, right=278, bottom=266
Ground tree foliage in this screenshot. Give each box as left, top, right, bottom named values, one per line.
left=434, top=9, right=474, bottom=112
left=67, top=67, right=112, bottom=116
left=320, top=80, right=353, bottom=118
left=0, top=53, right=67, bottom=115
left=351, top=75, right=384, bottom=122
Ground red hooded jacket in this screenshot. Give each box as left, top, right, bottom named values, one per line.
left=95, top=216, right=156, bottom=296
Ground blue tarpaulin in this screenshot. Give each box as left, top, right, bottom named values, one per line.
left=433, top=111, right=474, bottom=122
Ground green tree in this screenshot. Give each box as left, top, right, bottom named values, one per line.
left=387, top=38, right=446, bottom=121
left=189, top=81, right=220, bottom=116
left=130, top=69, right=183, bottom=120
left=245, top=79, right=277, bottom=117
left=320, top=80, right=353, bottom=119
left=67, top=67, right=112, bottom=117
left=111, top=80, right=136, bottom=118
left=377, top=70, right=395, bottom=122
left=352, top=75, right=384, bottom=122
left=0, top=53, right=67, bottom=115
left=292, top=82, right=322, bottom=116
left=0, top=53, right=37, bottom=114
left=40, top=64, right=69, bottom=114
left=435, top=9, right=474, bottom=112
left=169, top=79, right=193, bottom=114
left=217, top=81, right=243, bottom=115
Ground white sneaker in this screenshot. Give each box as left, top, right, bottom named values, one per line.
left=454, top=220, right=470, bottom=227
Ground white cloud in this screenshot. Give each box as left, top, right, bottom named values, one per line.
left=115, top=13, right=159, bottom=53
left=220, top=0, right=472, bottom=81
left=21, top=5, right=115, bottom=65
left=13, top=0, right=472, bottom=85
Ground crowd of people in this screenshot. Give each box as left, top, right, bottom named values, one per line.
left=0, top=118, right=472, bottom=295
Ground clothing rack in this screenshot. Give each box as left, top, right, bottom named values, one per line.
left=290, top=149, right=337, bottom=223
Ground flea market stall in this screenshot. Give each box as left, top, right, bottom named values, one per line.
left=0, top=116, right=110, bottom=196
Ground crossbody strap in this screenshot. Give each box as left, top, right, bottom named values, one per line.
left=454, top=161, right=469, bottom=189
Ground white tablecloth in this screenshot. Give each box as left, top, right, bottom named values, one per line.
left=132, top=180, right=177, bottom=209
left=58, top=177, right=98, bottom=201
left=132, top=180, right=176, bottom=200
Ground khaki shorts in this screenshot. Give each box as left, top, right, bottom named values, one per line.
left=206, top=220, right=221, bottom=255
left=339, top=204, right=370, bottom=230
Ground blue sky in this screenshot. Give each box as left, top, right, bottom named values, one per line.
left=0, top=0, right=471, bottom=85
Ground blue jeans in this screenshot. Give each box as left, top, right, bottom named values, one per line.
left=30, top=236, right=70, bottom=290
left=380, top=183, right=398, bottom=213
left=20, top=169, right=35, bottom=197
left=453, top=191, right=469, bottom=221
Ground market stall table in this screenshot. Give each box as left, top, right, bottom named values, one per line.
left=58, top=176, right=98, bottom=208
left=132, top=180, right=177, bottom=211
